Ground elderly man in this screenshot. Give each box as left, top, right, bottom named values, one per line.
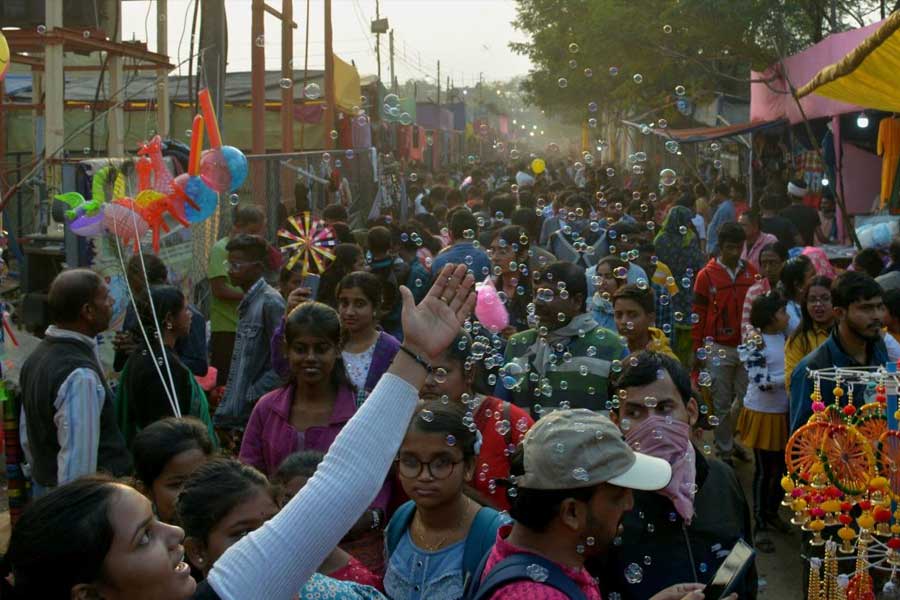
left=20, top=269, right=132, bottom=496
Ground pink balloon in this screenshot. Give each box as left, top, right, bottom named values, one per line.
left=199, top=148, right=232, bottom=193
left=475, top=278, right=509, bottom=333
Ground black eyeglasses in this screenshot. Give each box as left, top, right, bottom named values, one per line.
left=395, top=455, right=462, bottom=480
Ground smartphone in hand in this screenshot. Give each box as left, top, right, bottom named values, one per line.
left=301, top=273, right=321, bottom=301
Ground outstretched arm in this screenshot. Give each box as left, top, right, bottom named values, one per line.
left=207, top=264, right=476, bottom=600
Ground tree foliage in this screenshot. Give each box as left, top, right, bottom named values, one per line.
left=511, top=0, right=885, bottom=123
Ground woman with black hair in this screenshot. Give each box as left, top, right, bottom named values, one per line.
left=784, top=276, right=834, bottom=390
left=240, top=300, right=391, bottom=570
left=489, top=225, right=533, bottom=336
left=318, top=243, right=366, bottom=308
left=116, top=285, right=215, bottom=447
left=779, top=254, right=814, bottom=334
left=3, top=263, right=477, bottom=600
left=132, top=416, right=216, bottom=523
left=178, top=458, right=385, bottom=599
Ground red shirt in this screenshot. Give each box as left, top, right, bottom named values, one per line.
left=330, top=555, right=384, bottom=592
left=473, top=396, right=534, bottom=511
left=692, top=258, right=758, bottom=349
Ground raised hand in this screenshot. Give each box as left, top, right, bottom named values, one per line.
left=399, top=263, right=476, bottom=360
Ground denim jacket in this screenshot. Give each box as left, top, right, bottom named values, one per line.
left=214, top=278, right=286, bottom=429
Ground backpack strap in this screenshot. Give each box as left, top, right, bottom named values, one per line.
left=461, top=507, right=507, bottom=587
left=384, top=500, right=416, bottom=558
left=466, top=552, right=588, bottom=600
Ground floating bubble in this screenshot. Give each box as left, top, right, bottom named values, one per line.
left=228, top=193, right=240, bottom=206
left=433, top=368, right=448, bottom=384
left=606, top=167, right=616, bottom=177
left=329, top=129, right=339, bottom=140
left=665, top=140, right=680, bottom=154
left=658, top=119, right=668, bottom=129
left=255, top=35, right=265, bottom=47
left=37, top=24, right=47, bottom=34
left=557, top=77, right=568, bottom=88
left=674, top=85, right=686, bottom=97
left=584, top=68, right=593, bottom=78
left=568, top=42, right=580, bottom=53
left=660, top=168, right=677, bottom=186
left=588, top=101, right=598, bottom=113
left=625, top=563, right=644, bottom=584
left=572, top=467, right=590, bottom=482
left=568, top=59, right=578, bottom=69
left=713, top=159, right=723, bottom=170
left=710, top=142, right=721, bottom=152
left=82, top=30, right=91, bottom=39
left=510, top=148, right=521, bottom=160
left=588, top=118, right=598, bottom=128
left=279, top=77, right=293, bottom=89
left=526, top=564, right=549, bottom=582
left=409, top=172, right=418, bottom=182
left=609, top=66, right=619, bottom=76
left=420, top=409, right=434, bottom=423
left=399, top=112, right=413, bottom=126
left=633, top=73, right=643, bottom=84
left=663, top=24, right=673, bottom=34
left=304, top=82, right=322, bottom=99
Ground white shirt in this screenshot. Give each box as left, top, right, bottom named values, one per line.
left=515, top=171, right=535, bottom=188
left=692, top=214, right=707, bottom=240
left=743, top=332, right=788, bottom=414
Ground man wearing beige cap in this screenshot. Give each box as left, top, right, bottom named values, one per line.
left=467, top=409, right=719, bottom=600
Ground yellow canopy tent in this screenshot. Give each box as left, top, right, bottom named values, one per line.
left=798, top=12, right=900, bottom=111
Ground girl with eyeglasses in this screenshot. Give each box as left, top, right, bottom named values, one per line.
left=383, top=401, right=508, bottom=600
left=784, top=276, right=833, bottom=390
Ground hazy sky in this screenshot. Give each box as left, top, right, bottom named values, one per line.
left=122, top=0, right=533, bottom=84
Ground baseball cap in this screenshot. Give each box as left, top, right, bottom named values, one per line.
left=517, top=409, right=672, bottom=491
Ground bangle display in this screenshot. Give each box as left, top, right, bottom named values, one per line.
left=398, top=345, right=432, bottom=374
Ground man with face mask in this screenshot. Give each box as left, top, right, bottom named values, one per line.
left=789, top=271, right=889, bottom=432
left=496, top=261, right=628, bottom=418
left=600, top=351, right=757, bottom=600
left=469, top=409, right=718, bottom=600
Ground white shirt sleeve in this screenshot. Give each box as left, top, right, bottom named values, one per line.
left=207, top=373, right=419, bottom=600
left=53, top=368, right=105, bottom=485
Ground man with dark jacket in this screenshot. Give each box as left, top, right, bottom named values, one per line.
left=599, top=351, right=757, bottom=600
left=789, top=271, right=889, bottom=432
left=19, top=269, right=132, bottom=497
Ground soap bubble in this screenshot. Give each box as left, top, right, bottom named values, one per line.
left=526, top=564, right=549, bottom=582
left=37, top=24, right=47, bottom=34
left=255, top=35, right=265, bottom=47
left=660, top=168, right=677, bottom=186
left=228, top=193, right=240, bottom=206
left=433, top=368, right=448, bottom=383
left=409, top=172, right=418, bottom=182
left=558, top=77, right=568, bottom=88
left=609, top=66, right=619, bottom=76
left=568, top=59, right=578, bottom=69
left=675, top=85, right=686, bottom=96
left=572, top=467, right=590, bottom=482
left=588, top=101, right=598, bottom=113
left=633, top=73, right=643, bottom=84
left=665, top=140, right=680, bottom=154
left=658, top=118, right=668, bottom=128
left=625, top=563, right=644, bottom=584
left=279, top=78, right=293, bottom=89
left=584, top=68, right=593, bottom=78
left=663, top=24, right=673, bottom=34
left=420, top=409, right=434, bottom=423
left=501, top=362, right=526, bottom=389
left=304, top=82, right=322, bottom=99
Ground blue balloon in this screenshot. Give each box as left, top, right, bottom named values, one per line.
left=221, top=145, right=249, bottom=192
left=184, top=176, right=218, bottom=223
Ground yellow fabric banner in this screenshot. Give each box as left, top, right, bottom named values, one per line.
left=333, top=54, right=361, bottom=114
left=798, top=12, right=900, bottom=112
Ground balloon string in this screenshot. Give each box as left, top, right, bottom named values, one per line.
left=109, top=209, right=181, bottom=418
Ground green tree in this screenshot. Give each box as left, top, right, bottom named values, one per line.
left=511, top=0, right=883, bottom=124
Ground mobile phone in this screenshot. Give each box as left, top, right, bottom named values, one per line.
left=703, top=539, right=756, bottom=599
left=301, top=273, right=321, bottom=300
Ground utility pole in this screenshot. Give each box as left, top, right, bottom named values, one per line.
left=389, top=29, right=396, bottom=93
left=375, top=0, right=381, bottom=82
left=251, top=0, right=265, bottom=205
left=324, top=0, right=336, bottom=149
left=437, top=60, right=441, bottom=106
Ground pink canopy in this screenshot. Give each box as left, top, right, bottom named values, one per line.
left=750, top=20, right=884, bottom=124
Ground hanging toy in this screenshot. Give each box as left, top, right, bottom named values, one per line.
left=104, top=201, right=149, bottom=252
left=198, top=88, right=248, bottom=193
left=278, top=212, right=337, bottom=274
left=475, top=278, right=510, bottom=334
left=137, top=135, right=176, bottom=195
left=173, top=114, right=218, bottom=223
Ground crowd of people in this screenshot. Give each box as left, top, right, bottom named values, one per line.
left=4, top=155, right=900, bottom=600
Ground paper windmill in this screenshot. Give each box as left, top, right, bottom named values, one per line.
left=278, top=212, right=337, bottom=274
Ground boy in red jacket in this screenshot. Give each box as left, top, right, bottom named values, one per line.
left=692, top=222, right=759, bottom=466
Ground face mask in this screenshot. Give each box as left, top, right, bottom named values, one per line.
left=624, top=415, right=697, bottom=524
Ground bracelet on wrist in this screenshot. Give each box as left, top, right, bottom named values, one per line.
left=398, top=345, right=432, bottom=374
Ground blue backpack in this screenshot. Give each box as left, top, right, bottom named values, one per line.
left=465, top=551, right=588, bottom=600
left=384, top=500, right=508, bottom=588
